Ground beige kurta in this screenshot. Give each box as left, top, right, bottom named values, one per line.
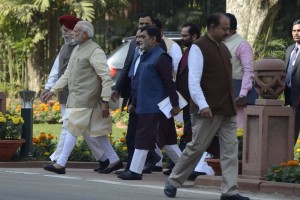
left=51, top=39, right=113, bottom=137
left=63, top=103, right=112, bottom=137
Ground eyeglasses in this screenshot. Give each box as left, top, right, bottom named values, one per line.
left=181, top=34, right=191, bottom=37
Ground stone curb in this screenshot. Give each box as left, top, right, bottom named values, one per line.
left=194, top=175, right=300, bottom=198
left=0, top=161, right=98, bottom=169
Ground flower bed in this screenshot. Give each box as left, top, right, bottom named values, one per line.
left=6, top=99, right=61, bottom=124
left=266, top=160, right=300, bottom=183
left=0, top=112, right=24, bottom=139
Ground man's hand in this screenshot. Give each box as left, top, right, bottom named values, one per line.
left=101, top=102, right=109, bottom=118
left=235, top=96, right=247, bottom=107
left=296, top=96, right=300, bottom=109
left=40, top=89, right=49, bottom=103
left=41, top=90, right=54, bottom=103
left=111, top=90, right=120, bottom=102
left=200, top=107, right=212, bottom=119
left=127, top=104, right=135, bottom=113
left=170, top=106, right=181, bottom=116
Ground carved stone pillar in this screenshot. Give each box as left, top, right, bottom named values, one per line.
left=242, top=58, right=295, bottom=178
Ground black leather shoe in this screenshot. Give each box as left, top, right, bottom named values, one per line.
left=220, top=194, right=250, bottom=200
left=164, top=181, right=177, bottom=198
left=187, top=171, right=206, bottom=181
left=94, top=159, right=109, bottom=172
left=43, top=160, right=56, bottom=168
left=152, top=166, right=163, bottom=172
left=117, top=170, right=142, bottom=180
left=44, top=164, right=65, bottom=174
left=143, top=151, right=161, bottom=174
left=98, top=160, right=123, bottom=174
left=115, top=169, right=128, bottom=175
left=142, top=165, right=152, bottom=174
left=163, top=169, right=172, bottom=176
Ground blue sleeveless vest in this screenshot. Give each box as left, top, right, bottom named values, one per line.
left=135, top=45, right=167, bottom=114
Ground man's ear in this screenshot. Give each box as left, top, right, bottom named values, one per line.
left=150, top=36, right=156, bottom=42
left=209, top=24, right=215, bottom=30
left=192, top=34, right=197, bottom=41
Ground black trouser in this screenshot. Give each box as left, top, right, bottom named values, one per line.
left=295, top=109, right=300, bottom=144
left=125, top=112, right=138, bottom=169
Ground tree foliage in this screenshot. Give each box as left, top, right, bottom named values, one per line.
left=0, top=0, right=298, bottom=97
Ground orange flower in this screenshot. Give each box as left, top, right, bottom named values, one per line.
left=287, top=160, right=299, bottom=167
left=32, top=137, right=39, bottom=143
left=280, top=162, right=287, bottom=167
left=47, top=134, right=54, bottom=140
left=120, top=137, right=126, bottom=143
left=114, top=109, right=120, bottom=114
left=122, top=132, right=127, bottom=136
left=274, top=169, right=281, bottom=173
left=39, top=132, right=47, bottom=139
left=123, top=106, right=128, bottom=111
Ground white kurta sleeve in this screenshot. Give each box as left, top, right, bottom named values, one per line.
left=44, top=54, right=59, bottom=90
left=188, top=44, right=209, bottom=111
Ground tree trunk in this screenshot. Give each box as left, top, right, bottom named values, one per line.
left=226, top=0, right=281, bottom=47
left=26, top=41, right=45, bottom=92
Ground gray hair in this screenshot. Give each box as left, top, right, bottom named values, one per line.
left=77, top=21, right=94, bottom=38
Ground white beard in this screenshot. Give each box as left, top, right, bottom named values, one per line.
left=64, top=37, right=73, bottom=44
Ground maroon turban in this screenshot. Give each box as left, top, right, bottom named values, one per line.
left=59, top=15, right=81, bottom=30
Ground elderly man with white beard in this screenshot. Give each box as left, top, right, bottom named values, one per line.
left=42, top=21, right=122, bottom=174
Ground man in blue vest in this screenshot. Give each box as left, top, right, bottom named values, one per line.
left=117, top=25, right=181, bottom=180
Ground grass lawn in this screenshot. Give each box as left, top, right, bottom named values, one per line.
left=33, top=123, right=127, bottom=142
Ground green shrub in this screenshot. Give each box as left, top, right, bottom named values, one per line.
left=266, top=161, right=300, bottom=183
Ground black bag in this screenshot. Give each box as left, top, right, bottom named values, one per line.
left=233, top=79, right=258, bottom=105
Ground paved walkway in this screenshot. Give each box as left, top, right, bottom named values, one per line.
left=0, top=161, right=299, bottom=199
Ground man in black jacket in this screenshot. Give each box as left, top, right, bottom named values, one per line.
left=284, top=19, right=300, bottom=143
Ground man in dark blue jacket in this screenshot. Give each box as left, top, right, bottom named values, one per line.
left=117, top=25, right=180, bottom=180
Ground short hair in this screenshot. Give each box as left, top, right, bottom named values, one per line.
left=139, top=12, right=155, bottom=23
left=77, top=21, right=94, bottom=38
left=182, top=22, right=200, bottom=39
left=225, top=13, right=237, bottom=30
left=154, top=18, right=163, bottom=29
left=140, top=25, right=161, bottom=43
left=293, top=19, right=300, bottom=25
left=206, top=12, right=226, bottom=30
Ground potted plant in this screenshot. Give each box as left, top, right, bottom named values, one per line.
left=0, top=112, right=25, bottom=161
left=205, top=128, right=243, bottom=176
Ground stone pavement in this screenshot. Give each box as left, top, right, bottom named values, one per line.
left=0, top=161, right=299, bottom=199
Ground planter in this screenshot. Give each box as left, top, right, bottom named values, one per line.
left=0, top=139, right=25, bottom=161
left=206, top=158, right=242, bottom=176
